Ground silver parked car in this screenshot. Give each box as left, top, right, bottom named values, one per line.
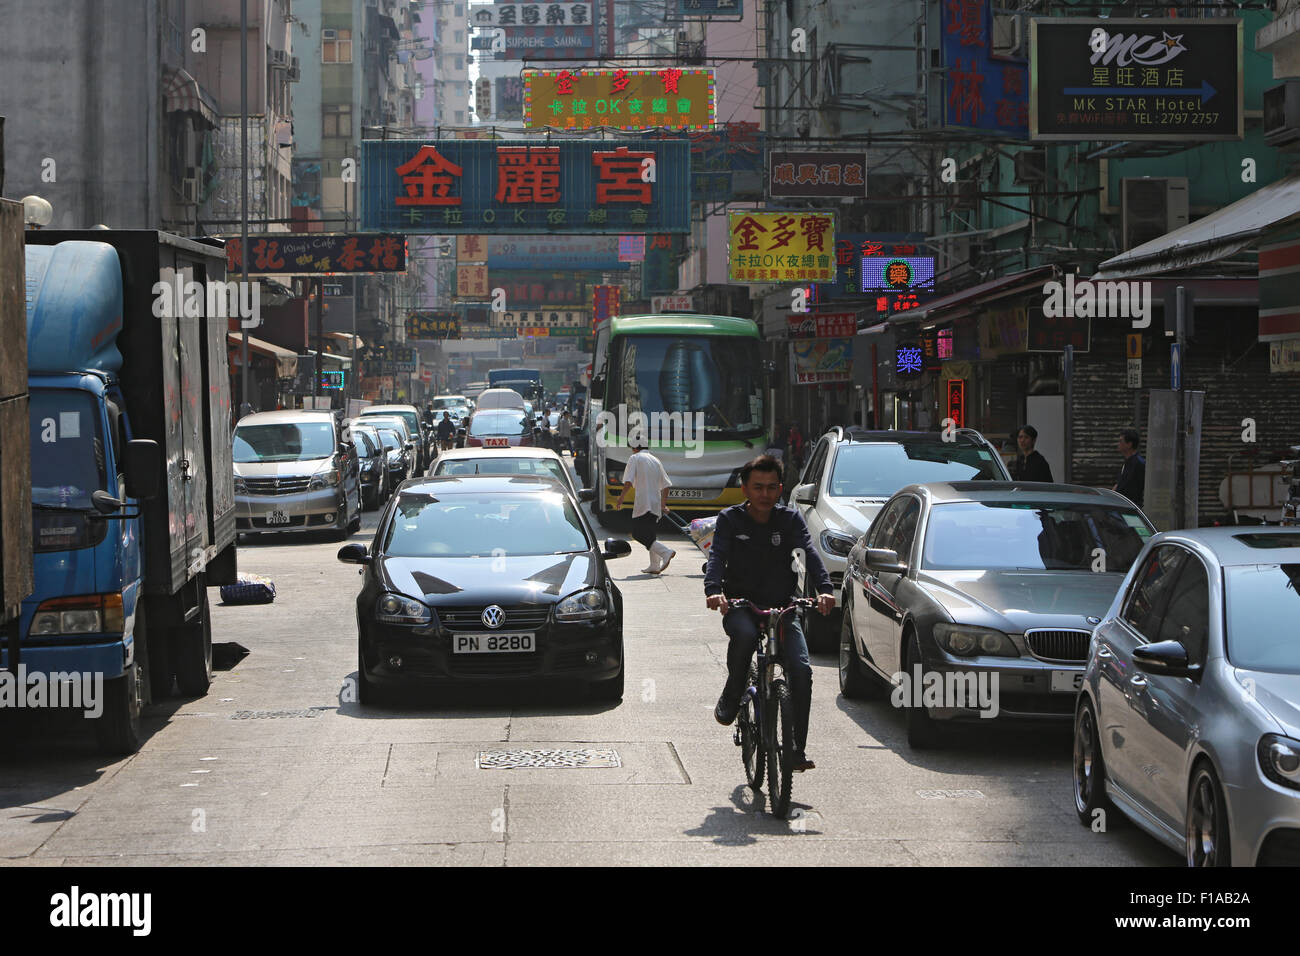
left=1073, top=527, right=1300, bottom=867
left=839, top=481, right=1155, bottom=748
left=432, top=446, right=594, bottom=505
left=233, top=410, right=362, bottom=540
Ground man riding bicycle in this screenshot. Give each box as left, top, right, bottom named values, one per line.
left=436, top=411, right=456, bottom=451
left=705, top=455, right=834, bottom=772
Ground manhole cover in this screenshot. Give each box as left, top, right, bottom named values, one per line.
left=476, top=748, right=622, bottom=769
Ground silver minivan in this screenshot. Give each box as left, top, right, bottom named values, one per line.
left=233, top=410, right=362, bottom=540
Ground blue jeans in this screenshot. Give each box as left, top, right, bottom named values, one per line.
left=721, top=607, right=812, bottom=755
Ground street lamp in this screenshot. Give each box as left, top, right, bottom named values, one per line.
left=21, top=195, right=53, bottom=229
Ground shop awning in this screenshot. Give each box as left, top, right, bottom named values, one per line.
left=228, top=332, right=298, bottom=378
left=1094, top=174, right=1300, bottom=280
left=900, top=265, right=1055, bottom=325
left=163, top=68, right=219, bottom=130
left=310, top=349, right=352, bottom=368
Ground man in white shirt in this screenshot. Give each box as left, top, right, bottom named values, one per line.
left=615, top=441, right=675, bottom=574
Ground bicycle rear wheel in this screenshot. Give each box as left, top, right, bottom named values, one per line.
left=767, top=679, right=795, bottom=818
left=739, top=662, right=764, bottom=791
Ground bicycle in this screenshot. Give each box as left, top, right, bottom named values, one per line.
left=725, top=596, right=817, bottom=819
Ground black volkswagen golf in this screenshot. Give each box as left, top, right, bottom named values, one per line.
left=338, top=474, right=632, bottom=703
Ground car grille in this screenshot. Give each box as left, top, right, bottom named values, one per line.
left=244, top=476, right=311, bottom=495
left=1024, top=629, right=1092, bottom=663
left=1258, top=829, right=1300, bottom=866
left=447, top=655, right=541, bottom=678
left=439, top=605, right=551, bottom=632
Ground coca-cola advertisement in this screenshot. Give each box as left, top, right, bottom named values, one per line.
left=786, top=311, right=857, bottom=339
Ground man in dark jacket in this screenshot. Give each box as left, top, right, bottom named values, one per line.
left=1012, top=424, right=1053, bottom=482
left=1113, top=428, right=1146, bottom=506
left=705, top=455, right=835, bottom=772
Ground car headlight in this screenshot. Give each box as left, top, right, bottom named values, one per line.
left=309, top=468, right=342, bottom=490
left=1259, top=734, right=1300, bottom=790
left=375, top=593, right=433, bottom=626
left=933, top=623, right=1018, bottom=657
left=820, top=530, right=857, bottom=558
left=234, top=475, right=248, bottom=494
left=555, top=588, right=607, bottom=622
left=606, top=463, right=625, bottom=485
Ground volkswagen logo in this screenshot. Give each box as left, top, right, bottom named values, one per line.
left=481, top=605, right=506, bottom=629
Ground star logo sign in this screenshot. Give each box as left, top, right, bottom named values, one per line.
left=1161, top=31, right=1184, bottom=53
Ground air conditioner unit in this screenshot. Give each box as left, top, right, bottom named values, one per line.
left=287, top=65, right=301, bottom=82
left=271, top=49, right=288, bottom=67
left=1121, top=177, right=1189, bottom=251
left=1264, top=81, right=1300, bottom=150
left=991, top=13, right=1023, bottom=58
left=322, top=29, right=336, bottom=40
left=181, top=177, right=200, bottom=204
left=1013, top=148, right=1046, bottom=185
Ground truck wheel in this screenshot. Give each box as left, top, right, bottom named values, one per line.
left=95, top=662, right=144, bottom=754
left=174, top=584, right=214, bottom=696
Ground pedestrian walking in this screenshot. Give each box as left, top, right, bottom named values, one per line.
left=557, top=409, right=573, bottom=455
left=765, top=421, right=787, bottom=462
left=1113, top=428, right=1146, bottom=506
left=1011, top=424, right=1053, bottom=482
left=787, top=423, right=806, bottom=474
left=614, top=440, right=675, bottom=574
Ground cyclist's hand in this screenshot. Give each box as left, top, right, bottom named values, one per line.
left=817, top=593, right=835, bottom=616
left=707, top=594, right=729, bottom=614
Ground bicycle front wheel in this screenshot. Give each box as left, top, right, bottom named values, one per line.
left=739, top=662, right=764, bottom=791
left=766, top=679, right=795, bottom=818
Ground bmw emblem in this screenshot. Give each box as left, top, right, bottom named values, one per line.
left=482, top=605, right=506, bottom=629
left=1086, top=616, right=1101, bottom=625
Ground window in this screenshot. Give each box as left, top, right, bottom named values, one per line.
left=886, top=497, right=920, bottom=563
left=1157, top=556, right=1210, bottom=666
left=867, top=497, right=905, bottom=550
left=454, top=29, right=463, bottom=43
left=801, top=439, right=828, bottom=487
left=454, top=110, right=464, bottom=124
left=323, top=28, right=353, bottom=63
left=323, top=104, right=352, bottom=137
left=454, top=55, right=464, bottom=70
left=1123, top=545, right=1187, bottom=638
left=454, top=3, right=463, bottom=15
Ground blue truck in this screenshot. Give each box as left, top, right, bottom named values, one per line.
left=11, top=230, right=238, bottom=752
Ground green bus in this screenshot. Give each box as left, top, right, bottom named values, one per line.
left=581, top=314, right=768, bottom=524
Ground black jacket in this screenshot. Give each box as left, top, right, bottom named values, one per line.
left=704, top=502, right=832, bottom=604
left=1014, top=450, right=1053, bottom=483
left=1116, top=454, right=1146, bottom=506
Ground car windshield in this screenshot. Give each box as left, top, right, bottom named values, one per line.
left=608, top=334, right=765, bottom=441
left=29, top=388, right=106, bottom=509
left=1224, top=564, right=1300, bottom=673
left=431, top=398, right=465, bottom=410
left=361, top=418, right=407, bottom=439
left=364, top=409, right=418, bottom=433
left=233, top=421, right=336, bottom=463
left=829, top=442, right=1005, bottom=497
left=438, top=456, right=568, bottom=488
left=470, top=411, right=526, bottom=436
left=384, top=491, right=589, bottom=557
left=922, top=501, right=1153, bottom=572
left=376, top=429, right=402, bottom=452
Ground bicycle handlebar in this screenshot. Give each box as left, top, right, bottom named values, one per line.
left=725, top=597, right=818, bottom=616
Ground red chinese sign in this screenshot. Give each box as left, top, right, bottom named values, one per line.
left=769, top=151, right=867, bottom=199
left=786, top=311, right=857, bottom=339
left=226, top=234, right=407, bottom=275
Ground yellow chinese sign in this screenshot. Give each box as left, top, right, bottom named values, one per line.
left=457, top=264, right=490, bottom=298
left=457, top=235, right=488, bottom=262
left=524, top=68, right=715, bottom=131
left=727, top=211, right=836, bottom=283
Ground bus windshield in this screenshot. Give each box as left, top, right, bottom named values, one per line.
left=608, top=334, right=764, bottom=441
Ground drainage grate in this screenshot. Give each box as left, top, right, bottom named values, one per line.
left=915, top=789, right=985, bottom=799
left=476, top=748, right=622, bottom=769
left=231, top=709, right=322, bottom=720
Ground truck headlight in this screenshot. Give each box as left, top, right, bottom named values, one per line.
left=375, top=593, right=433, bottom=626
left=933, top=623, right=1018, bottom=657
left=605, top=463, right=625, bottom=485
left=555, top=588, right=607, bottom=622
left=820, top=530, right=857, bottom=558
left=310, top=468, right=342, bottom=490
left=1259, top=734, right=1300, bottom=790
left=29, top=593, right=124, bottom=637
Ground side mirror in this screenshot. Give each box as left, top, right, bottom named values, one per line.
left=1132, top=640, right=1198, bottom=679
left=602, top=538, right=632, bottom=559
left=337, top=543, right=371, bottom=565
left=578, top=488, right=596, bottom=502
left=865, top=547, right=907, bottom=575
left=123, top=439, right=161, bottom=500
left=792, top=483, right=816, bottom=505
left=91, top=489, right=125, bottom=514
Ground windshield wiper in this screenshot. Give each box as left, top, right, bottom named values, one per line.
left=33, top=502, right=94, bottom=514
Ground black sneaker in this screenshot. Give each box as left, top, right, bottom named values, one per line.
left=793, top=752, right=815, bottom=772
left=714, top=693, right=739, bottom=726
